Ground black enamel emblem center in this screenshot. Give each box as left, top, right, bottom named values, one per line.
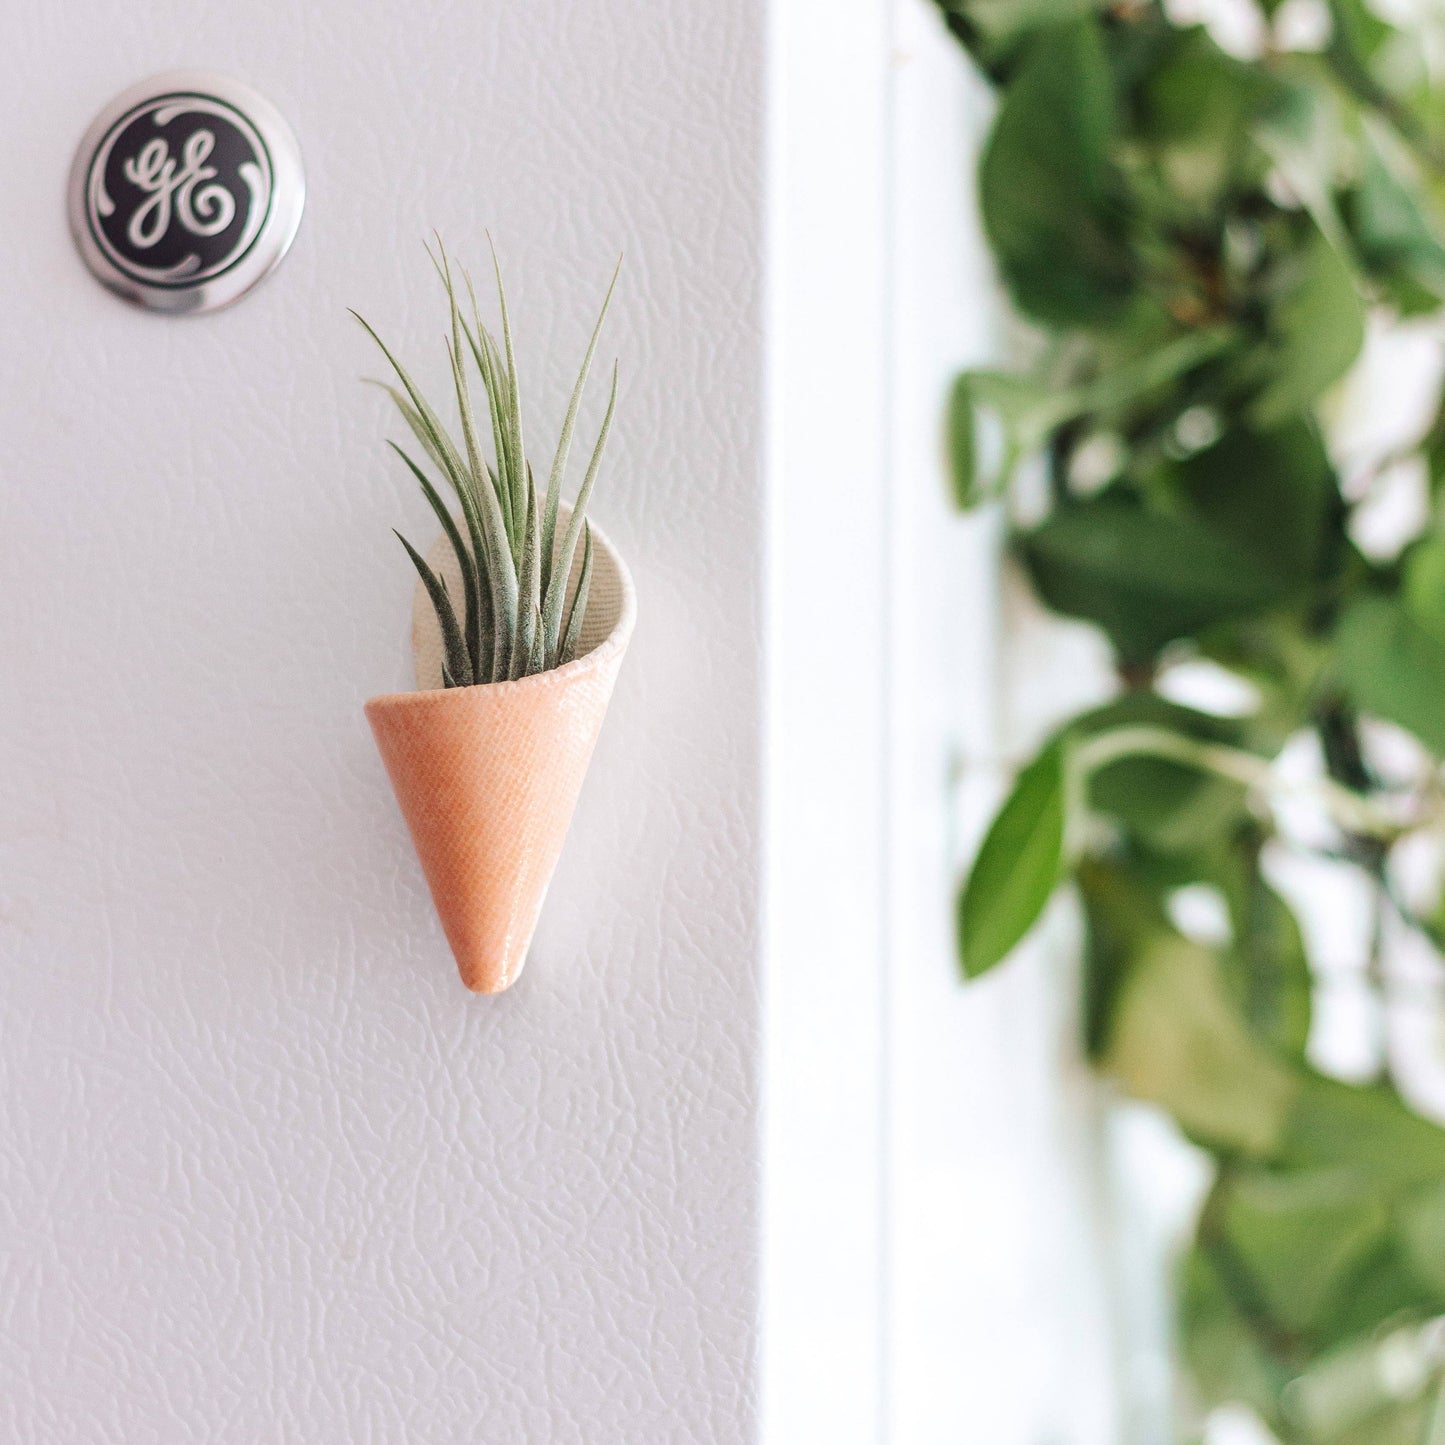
left=86, top=93, right=272, bottom=288
left=69, top=73, right=304, bottom=314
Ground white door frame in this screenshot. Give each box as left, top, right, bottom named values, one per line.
left=762, top=4, right=1120, bottom=1440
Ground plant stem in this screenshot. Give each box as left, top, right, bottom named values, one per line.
left=1071, top=725, right=1400, bottom=839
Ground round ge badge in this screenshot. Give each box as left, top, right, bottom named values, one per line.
left=68, top=72, right=304, bottom=314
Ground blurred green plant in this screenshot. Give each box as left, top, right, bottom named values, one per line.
left=353, top=240, right=618, bottom=686
left=940, top=0, right=1445, bottom=1438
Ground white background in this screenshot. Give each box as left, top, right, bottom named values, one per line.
left=767, top=2, right=1120, bottom=1441
left=0, top=2, right=1126, bottom=1441
left=1, top=4, right=765, bottom=1440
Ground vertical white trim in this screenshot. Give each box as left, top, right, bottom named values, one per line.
left=882, top=7, right=1123, bottom=1441
left=765, top=5, right=1123, bottom=1440
left=761, top=0, right=893, bottom=1438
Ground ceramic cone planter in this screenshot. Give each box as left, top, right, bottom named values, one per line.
left=365, top=512, right=635, bottom=992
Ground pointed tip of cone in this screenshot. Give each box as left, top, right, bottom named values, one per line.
left=462, top=975, right=510, bottom=995
left=435, top=867, right=541, bottom=993
left=366, top=650, right=627, bottom=1000
left=455, top=943, right=529, bottom=995
left=460, top=969, right=515, bottom=995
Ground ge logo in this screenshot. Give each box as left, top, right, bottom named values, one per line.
left=83, top=92, right=272, bottom=289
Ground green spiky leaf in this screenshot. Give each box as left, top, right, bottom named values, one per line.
left=358, top=240, right=620, bottom=688
left=395, top=530, right=473, bottom=689
left=560, top=524, right=595, bottom=666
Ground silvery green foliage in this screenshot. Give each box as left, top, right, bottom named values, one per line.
left=354, top=239, right=618, bottom=686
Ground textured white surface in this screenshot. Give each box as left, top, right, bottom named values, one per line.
left=0, top=4, right=763, bottom=1440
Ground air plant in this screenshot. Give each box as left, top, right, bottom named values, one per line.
left=352, top=239, right=619, bottom=688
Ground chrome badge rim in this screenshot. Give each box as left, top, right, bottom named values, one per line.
left=68, top=71, right=305, bottom=315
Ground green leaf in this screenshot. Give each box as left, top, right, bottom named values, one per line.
left=368, top=381, right=449, bottom=477
left=1280, top=1075, right=1445, bottom=1189
left=946, top=371, right=980, bottom=508
left=458, top=279, right=517, bottom=544
left=1019, top=498, right=1288, bottom=662
left=1076, top=693, right=1247, bottom=855
left=1100, top=934, right=1299, bottom=1155
left=542, top=362, right=617, bottom=653
left=1325, top=0, right=1400, bottom=115
left=1397, top=1181, right=1445, bottom=1298
left=978, top=18, right=1137, bottom=327
left=946, top=369, right=1073, bottom=507
left=1077, top=853, right=1169, bottom=1060
left=1216, top=1166, right=1390, bottom=1333
left=443, top=302, right=520, bottom=672
left=940, top=0, right=1106, bottom=67
left=1179, top=1245, right=1290, bottom=1423
left=356, top=303, right=515, bottom=680
left=1430, top=1384, right=1445, bottom=1445
left=1218, top=840, right=1313, bottom=1062
left=1139, top=33, right=1270, bottom=212
left=559, top=524, right=594, bottom=666
left=482, top=235, right=528, bottom=555
left=1347, top=122, right=1445, bottom=309
left=361, top=241, right=619, bottom=687
left=395, top=531, right=474, bottom=689
left=388, top=441, right=483, bottom=681
left=542, top=259, right=619, bottom=601
left=1335, top=594, right=1445, bottom=756
left=948, top=331, right=1234, bottom=511
left=1316, top=1239, right=1445, bottom=1354
left=1174, top=419, right=1338, bottom=588
left=1251, top=231, right=1367, bottom=426
left=1254, top=68, right=1352, bottom=256
left=1285, top=1319, right=1444, bottom=1444
left=1073, top=327, right=1236, bottom=419
left=1404, top=534, right=1445, bottom=641
left=509, top=478, right=540, bottom=680
left=957, top=738, right=1066, bottom=978
left=1092, top=748, right=1244, bottom=856
left=351, top=310, right=470, bottom=489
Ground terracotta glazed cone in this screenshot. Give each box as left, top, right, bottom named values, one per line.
left=366, top=511, right=635, bottom=992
